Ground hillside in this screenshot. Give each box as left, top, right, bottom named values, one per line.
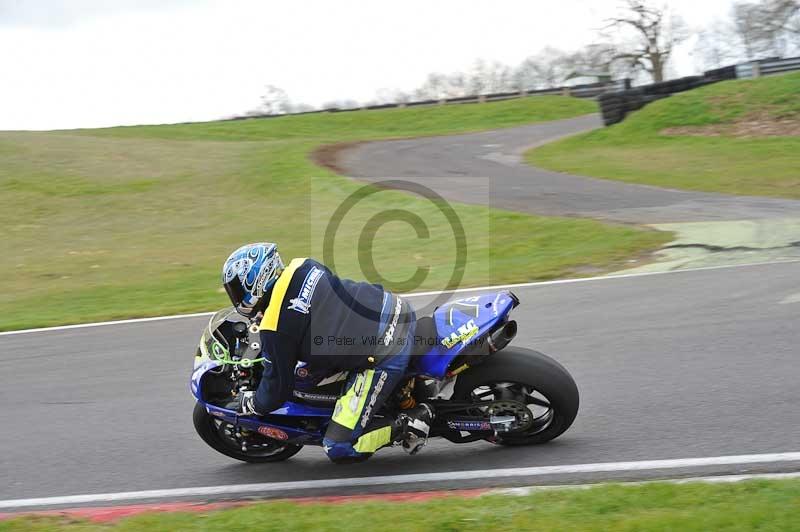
left=0, top=96, right=671, bottom=330
left=528, top=72, right=800, bottom=199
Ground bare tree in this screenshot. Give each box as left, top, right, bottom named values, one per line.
left=755, top=0, right=800, bottom=35
left=566, top=43, right=617, bottom=73
left=409, top=42, right=623, bottom=103
left=259, top=85, right=291, bottom=115
left=413, top=72, right=471, bottom=99
left=290, top=103, right=317, bottom=113
left=467, top=59, right=514, bottom=94
left=413, top=73, right=450, bottom=99
left=692, top=1, right=797, bottom=71
left=732, top=0, right=799, bottom=58
left=445, top=72, right=470, bottom=96
left=321, top=99, right=360, bottom=110
left=732, top=2, right=774, bottom=58
left=511, top=57, right=542, bottom=90
left=372, top=88, right=412, bottom=105
left=526, top=47, right=573, bottom=87
left=517, top=45, right=618, bottom=88
left=729, top=0, right=800, bottom=61
left=605, top=0, right=688, bottom=82
left=694, top=18, right=743, bottom=69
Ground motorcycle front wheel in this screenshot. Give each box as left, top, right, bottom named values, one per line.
left=193, top=403, right=303, bottom=463
left=452, top=347, right=579, bottom=445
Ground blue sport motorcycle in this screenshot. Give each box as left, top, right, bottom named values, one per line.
left=190, top=291, right=579, bottom=462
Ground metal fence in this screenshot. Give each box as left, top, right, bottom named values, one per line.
left=736, top=56, right=800, bottom=78
left=228, top=79, right=628, bottom=121
left=229, top=55, right=799, bottom=123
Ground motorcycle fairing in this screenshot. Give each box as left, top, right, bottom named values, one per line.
left=189, top=290, right=517, bottom=446
left=414, top=291, right=517, bottom=379
left=191, top=350, right=330, bottom=445
left=190, top=358, right=221, bottom=398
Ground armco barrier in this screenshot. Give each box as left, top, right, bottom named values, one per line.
left=761, top=56, right=800, bottom=75
left=737, top=56, right=800, bottom=78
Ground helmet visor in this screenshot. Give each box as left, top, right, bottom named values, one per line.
left=223, top=276, right=257, bottom=316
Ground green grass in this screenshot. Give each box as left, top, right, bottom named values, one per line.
left=0, top=96, right=671, bottom=330
left=3, top=480, right=800, bottom=531
left=78, top=96, right=597, bottom=141
left=528, top=72, right=800, bottom=199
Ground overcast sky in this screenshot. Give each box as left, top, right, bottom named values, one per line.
left=1, top=0, right=737, bottom=130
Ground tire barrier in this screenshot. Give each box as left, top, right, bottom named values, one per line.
left=599, top=55, right=800, bottom=126
left=703, top=65, right=738, bottom=82
left=599, top=75, right=716, bottom=126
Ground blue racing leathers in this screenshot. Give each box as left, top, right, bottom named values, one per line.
left=254, top=257, right=416, bottom=462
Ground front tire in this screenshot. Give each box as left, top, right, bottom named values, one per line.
left=453, top=347, right=579, bottom=445
left=193, top=403, right=303, bottom=463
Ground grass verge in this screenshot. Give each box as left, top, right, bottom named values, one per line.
left=0, top=96, right=671, bottom=330
left=3, top=480, right=800, bottom=531
left=528, top=72, right=800, bottom=199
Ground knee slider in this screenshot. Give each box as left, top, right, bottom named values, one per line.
left=322, top=438, right=362, bottom=463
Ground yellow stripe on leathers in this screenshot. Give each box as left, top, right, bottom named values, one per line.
left=259, top=257, right=307, bottom=332
left=332, top=370, right=375, bottom=430
left=354, top=425, right=393, bottom=453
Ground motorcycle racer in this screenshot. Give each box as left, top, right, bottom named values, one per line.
left=221, top=242, right=433, bottom=463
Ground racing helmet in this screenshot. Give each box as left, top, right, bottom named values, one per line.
left=222, top=243, right=284, bottom=317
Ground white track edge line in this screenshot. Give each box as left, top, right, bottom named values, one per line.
left=2, top=258, right=798, bottom=337
left=0, top=312, right=216, bottom=336
left=1, top=452, right=799, bottom=509
left=491, top=471, right=800, bottom=496
left=403, top=258, right=800, bottom=297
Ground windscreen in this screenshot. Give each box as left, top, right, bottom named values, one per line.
left=199, top=307, right=248, bottom=362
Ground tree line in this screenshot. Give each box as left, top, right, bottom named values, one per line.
left=251, top=0, right=799, bottom=115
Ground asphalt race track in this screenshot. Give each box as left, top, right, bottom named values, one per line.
left=1, top=116, right=799, bottom=508
left=337, top=115, right=800, bottom=223
left=1, top=262, right=799, bottom=505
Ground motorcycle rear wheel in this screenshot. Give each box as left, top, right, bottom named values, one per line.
left=193, top=402, right=303, bottom=463
left=452, top=347, right=579, bottom=445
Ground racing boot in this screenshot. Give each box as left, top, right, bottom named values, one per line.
left=399, top=403, right=434, bottom=455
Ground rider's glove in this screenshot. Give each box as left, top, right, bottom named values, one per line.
left=237, top=390, right=263, bottom=416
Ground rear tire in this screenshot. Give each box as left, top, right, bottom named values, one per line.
left=453, top=347, right=579, bottom=445
left=193, top=403, right=303, bottom=463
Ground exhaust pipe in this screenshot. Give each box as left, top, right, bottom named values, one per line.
left=463, top=320, right=517, bottom=357
left=487, top=320, right=517, bottom=353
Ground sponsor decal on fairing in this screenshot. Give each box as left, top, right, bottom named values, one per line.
left=441, top=319, right=479, bottom=348
left=257, top=425, right=289, bottom=440
left=446, top=420, right=492, bottom=431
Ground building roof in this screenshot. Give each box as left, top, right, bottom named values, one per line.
left=564, top=70, right=612, bottom=81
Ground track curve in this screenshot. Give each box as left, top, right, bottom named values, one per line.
left=334, top=114, right=800, bottom=223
